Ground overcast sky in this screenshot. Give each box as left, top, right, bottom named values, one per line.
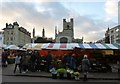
left=0, top=0, right=119, bottom=42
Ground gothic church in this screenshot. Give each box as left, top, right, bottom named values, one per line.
left=55, top=18, right=83, bottom=43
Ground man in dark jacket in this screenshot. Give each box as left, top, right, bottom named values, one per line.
left=82, top=55, right=90, bottom=81
left=46, top=51, right=52, bottom=72
left=2, top=50, right=9, bottom=67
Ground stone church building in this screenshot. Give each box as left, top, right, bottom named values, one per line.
left=55, top=18, right=83, bottom=43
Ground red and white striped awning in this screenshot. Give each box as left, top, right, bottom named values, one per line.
left=23, top=43, right=120, bottom=50
left=41, top=43, right=79, bottom=50
left=41, top=43, right=120, bottom=50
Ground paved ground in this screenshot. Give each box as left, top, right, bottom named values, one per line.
left=2, top=75, right=119, bottom=82
left=2, top=64, right=120, bottom=80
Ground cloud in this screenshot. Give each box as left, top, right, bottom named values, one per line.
left=0, top=1, right=118, bottom=42
left=0, top=2, right=70, bottom=37
left=105, top=0, right=118, bottom=21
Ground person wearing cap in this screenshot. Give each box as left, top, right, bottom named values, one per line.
left=82, top=55, right=90, bottom=81
left=71, top=53, right=76, bottom=70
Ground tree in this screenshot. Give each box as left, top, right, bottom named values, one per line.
left=34, top=37, right=54, bottom=43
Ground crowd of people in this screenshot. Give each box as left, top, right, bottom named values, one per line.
left=2, top=49, right=91, bottom=75
left=2, top=49, right=120, bottom=81
left=13, top=50, right=42, bottom=73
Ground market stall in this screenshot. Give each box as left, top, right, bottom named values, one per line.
left=72, top=43, right=120, bottom=72
left=40, top=43, right=79, bottom=56
left=23, top=43, right=43, bottom=50
left=5, top=45, right=19, bottom=50
left=22, top=43, right=120, bottom=57
left=73, top=43, right=120, bottom=57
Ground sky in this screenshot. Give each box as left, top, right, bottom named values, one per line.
left=0, top=0, right=119, bottom=42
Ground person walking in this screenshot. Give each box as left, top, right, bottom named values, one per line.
left=70, top=53, right=76, bottom=70
left=82, top=55, right=90, bottom=81
left=35, top=51, right=41, bottom=72
left=21, top=55, right=29, bottom=73
left=13, top=53, right=22, bottom=73
left=117, top=61, right=120, bottom=73
left=29, top=51, right=37, bottom=72
left=2, top=49, right=9, bottom=67
left=46, top=51, right=52, bottom=72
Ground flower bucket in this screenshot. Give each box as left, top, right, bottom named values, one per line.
left=74, top=72, right=80, bottom=81
left=66, top=68, right=74, bottom=79
left=57, top=68, right=66, bottom=79
left=75, top=76, right=80, bottom=80
left=50, top=67, right=57, bottom=79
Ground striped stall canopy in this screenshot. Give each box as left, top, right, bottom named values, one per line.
left=78, top=43, right=120, bottom=49
left=41, top=43, right=79, bottom=50
left=23, top=43, right=120, bottom=50
left=23, top=43, right=43, bottom=50
left=41, top=43, right=120, bottom=50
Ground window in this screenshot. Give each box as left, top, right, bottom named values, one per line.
left=115, top=28, right=119, bottom=32
left=111, top=35, right=114, bottom=43
left=10, top=42, right=13, bottom=44
left=0, top=37, right=2, bottom=40
left=111, top=30, right=114, bottom=33
left=116, top=39, right=120, bottom=43
left=7, top=37, right=9, bottom=40
left=11, top=37, right=13, bottom=41
left=11, top=31, right=13, bottom=35
left=116, top=33, right=119, bottom=38
left=7, top=31, right=9, bottom=34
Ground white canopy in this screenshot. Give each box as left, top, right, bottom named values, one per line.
left=0, top=43, right=7, bottom=49
left=5, top=45, right=19, bottom=50
left=23, top=43, right=43, bottom=50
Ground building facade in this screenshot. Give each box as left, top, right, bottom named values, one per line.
left=105, top=25, right=120, bottom=44
left=0, top=31, right=4, bottom=47
left=3, top=22, right=31, bottom=47
left=55, top=18, right=83, bottom=43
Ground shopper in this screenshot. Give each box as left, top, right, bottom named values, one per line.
left=13, top=53, right=22, bottom=73
left=82, top=55, right=90, bottom=81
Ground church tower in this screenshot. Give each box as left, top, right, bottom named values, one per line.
left=63, top=18, right=74, bottom=39
left=63, top=18, right=74, bottom=40
left=55, top=26, right=57, bottom=39
left=42, top=28, right=45, bottom=38
left=32, top=28, right=35, bottom=43
left=33, top=28, right=35, bottom=38
left=55, top=18, right=74, bottom=43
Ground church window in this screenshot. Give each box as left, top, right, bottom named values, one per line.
left=60, top=37, right=68, bottom=43
left=67, top=25, right=69, bottom=29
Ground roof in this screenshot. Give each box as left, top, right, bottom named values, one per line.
left=22, top=43, right=120, bottom=50
left=5, top=45, right=19, bottom=50
left=41, top=43, right=79, bottom=50
left=41, top=43, right=120, bottom=50
left=23, top=43, right=44, bottom=50
left=77, top=43, right=120, bottom=49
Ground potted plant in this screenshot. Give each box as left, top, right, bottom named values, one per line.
left=49, top=67, right=57, bottom=79
left=57, top=68, right=66, bottom=79
left=66, top=68, right=74, bottom=79
left=73, top=72, right=80, bottom=80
